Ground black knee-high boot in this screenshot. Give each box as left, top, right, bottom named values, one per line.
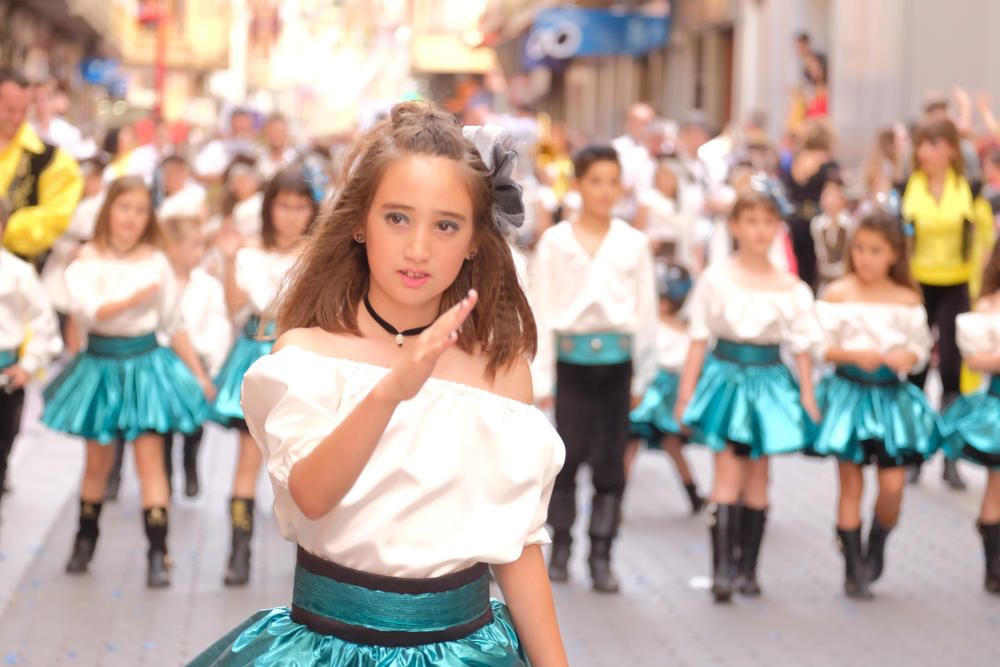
left=837, top=527, right=874, bottom=599
left=866, top=518, right=893, bottom=583
left=737, top=506, right=767, bottom=596
left=183, top=429, right=202, bottom=498
left=66, top=499, right=102, bottom=574
left=547, top=488, right=576, bottom=583
left=588, top=493, right=621, bottom=593
left=710, top=504, right=739, bottom=603
left=144, top=506, right=170, bottom=588
left=105, top=438, right=125, bottom=501
left=978, top=521, right=1000, bottom=595
left=225, top=497, right=254, bottom=586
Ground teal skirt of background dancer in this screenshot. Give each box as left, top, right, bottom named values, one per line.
left=188, top=547, right=528, bottom=667
left=939, top=375, right=1000, bottom=469
left=812, top=364, right=940, bottom=465
left=630, top=368, right=682, bottom=444
left=682, top=339, right=813, bottom=459
left=210, top=316, right=275, bottom=427
left=42, top=333, right=208, bottom=445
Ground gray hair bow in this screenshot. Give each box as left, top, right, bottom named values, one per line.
left=462, top=124, right=525, bottom=234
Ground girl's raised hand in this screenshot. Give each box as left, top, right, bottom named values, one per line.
left=380, top=290, right=478, bottom=403
left=130, top=284, right=160, bottom=307
left=217, top=226, right=244, bottom=260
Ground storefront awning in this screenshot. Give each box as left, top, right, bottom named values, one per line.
left=524, top=6, right=670, bottom=68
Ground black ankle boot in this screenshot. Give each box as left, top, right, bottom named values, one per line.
left=225, top=497, right=254, bottom=586
left=866, top=518, right=893, bottom=583
left=546, top=489, right=575, bottom=583
left=143, top=506, right=170, bottom=588
left=183, top=431, right=202, bottom=498
left=710, top=504, right=739, bottom=603
left=978, top=521, right=1000, bottom=595
left=942, top=458, right=967, bottom=491
left=684, top=483, right=705, bottom=514
left=737, top=506, right=767, bottom=596
left=66, top=500, right=102, bottom=574
left=837, top=527, right=874, bottom=600
left=105, top=439, right=125, bottom=501
left=588, top=493, right=621, bottom=593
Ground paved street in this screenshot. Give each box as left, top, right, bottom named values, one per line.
left=0, top=387, right=998, bottom=666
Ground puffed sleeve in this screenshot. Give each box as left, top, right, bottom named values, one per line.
left=64, top=257, right=104, bottom=326
left=785, top=282, right=820, bottom=355
left=956, top=312, right=997, bottom=358
left=528, top=230, right=556, bottom=401
left=1, top=148, right=83, bottom=258
left=901, top=305, right=933, bottom=372
left=17, top=263, right=62, bottom=375
left=813, top=301, right=842, bottom=361
left=242, top=353, right=344, bottom=534
left=155, top=254, right=183, bottom=337
left=522, top=420, right=566, bottom=547
left=686, top=269, right=713, bottom=342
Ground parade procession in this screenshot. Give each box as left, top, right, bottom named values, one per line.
left=0, top=1, right=999, bottom=665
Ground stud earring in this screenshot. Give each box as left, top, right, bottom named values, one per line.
left=354, top=233, right=365, bottom=243
left=466, top=251, right=477, bottom=260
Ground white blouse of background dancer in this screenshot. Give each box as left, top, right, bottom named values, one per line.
left=814, top=301, right=932, bottom=373
left=656, top=322, right=690, bottom=373
left=0, top=249, right=62, bottom=374
left=956, top=311, right=1000, bottom=361
left=686, top=261, right=817, bottom=353
left=242, top=346, right=565, bottom=579
left=231, top=246, right=298, bottom=328
left=158, top=268, right=232, bottom=377
left=40, top=191, right=102, bottom=313
left=65, top=248, right=182, bottom=338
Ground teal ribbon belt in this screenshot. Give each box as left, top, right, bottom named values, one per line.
left=289, top=547, right=493, bottom=647
left=835, top=364, right=901, bottom=386
left=713, top=339, right=781, bottom=366
left=86, top=333, right=159, bottom=357
left=0, top=349, right=17, bottom=369
left=556, top=332, right=632, bottom=366
left=244, top=315, right=277, bottom=341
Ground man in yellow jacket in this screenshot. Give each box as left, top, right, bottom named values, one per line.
left=0, top=68, right=82, bottom=267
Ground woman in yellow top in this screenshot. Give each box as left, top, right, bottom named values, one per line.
left=902, top=117, right=995, bottom=488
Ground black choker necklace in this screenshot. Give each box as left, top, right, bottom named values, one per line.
left=363, top=294, right=433, bottom=347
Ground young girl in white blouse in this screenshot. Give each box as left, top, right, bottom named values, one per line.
left=939, top=243, right=1000, bottom=595
left=160, top=215, right=232, bottom=497
left=626, top=261, right=704, bottom=514
left=675, top=190, right=820, bottom=603
left=41, top=176, right=214, bottom=588
left=190, top=103, right=567, bottom=666
left=812, top=211, right=938, bottom=599
left=531, top=145, right=658, bottom=594
left=210, top=168, right=317, bottom=586
left=0, top=197, right=62, bottom=512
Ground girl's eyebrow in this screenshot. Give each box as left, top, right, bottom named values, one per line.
left=380, top=202, right=467, bottom=222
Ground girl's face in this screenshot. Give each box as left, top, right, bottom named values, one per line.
left=108, top=187, right=151, bottom=250
left=916, top=137, right=954, bottom=173
left=655, top=166, right=678, bottom=198
left=729, top=204, right=779, bottom=257
left=820, top=182, right=845, bottom=214
left=363, top=154, right=475, bottom=310
left=576, top=160, right=623, bottom=219
left=165, top=229, right=206, bottom=272
left=271, top=190, right=313, bottom=244
left=850, top=227, right=898, bottom=284
left=231, top=170, right=260, bottom=200
left=117, top=126, right=136, bottom=155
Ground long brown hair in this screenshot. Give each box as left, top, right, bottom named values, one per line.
left=912, top=117, right=965, bottom=176
left=845, top=210, right=920, bottom=292
left=276, top=101, right=537, bottom=378
left=260, top=167, right=319, bottom=249
left=91, top=176, right=161, bottom=249
left=980, top=242, right=1000, bottom=299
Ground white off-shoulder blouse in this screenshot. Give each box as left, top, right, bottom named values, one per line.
left=233, top=247, right=298, bottom=327
left=815, top=301, right=933, bottom=372
left=956, top=311, right=1000, bottom=358
left=242, top=346, right=566, bottom=578
left=686, top=263, right=818, bottom=354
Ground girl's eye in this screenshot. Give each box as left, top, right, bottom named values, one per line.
left=437, top=221, right=459, bottom=233
left=385, top=212, right=408, bottom=225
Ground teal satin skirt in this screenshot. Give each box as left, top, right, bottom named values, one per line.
left=630, top=368, right=682, bottom=443
left=939, top=375, right=1000, bottom=469
left=812, top=365, right=940, bottom=466
left=210, top=317, right=275, bottom=427
left=42, top=333, right=209, bottom=445
left=188, top=548, right=527, bottom=667
left=683, top=340, right=813, bottom=458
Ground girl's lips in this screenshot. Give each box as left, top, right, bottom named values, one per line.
left=398, top=270, right=430, bottom=288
